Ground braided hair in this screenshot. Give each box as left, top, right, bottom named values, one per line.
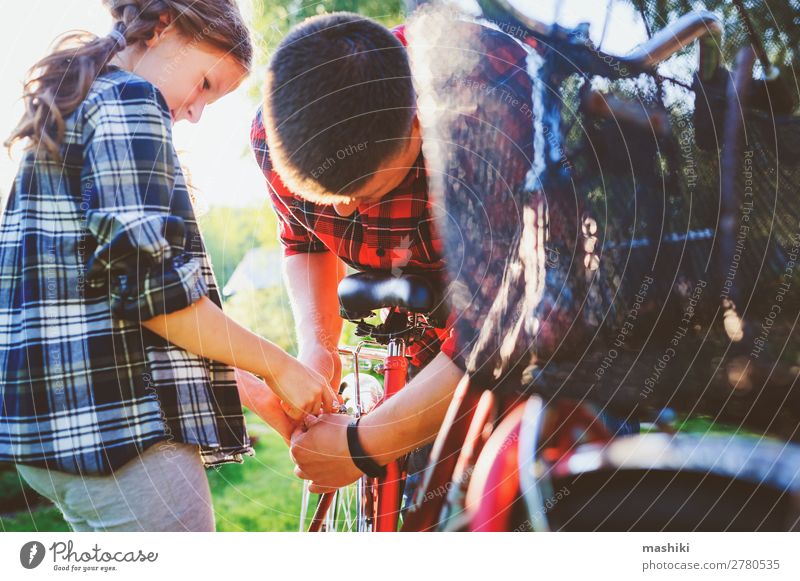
left=6, top=0, right=253, bottom=160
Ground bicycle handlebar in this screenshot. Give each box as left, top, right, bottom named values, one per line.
left=478, top=0, right=722, bottom=80
left=622, top=11, right=722, bottom=70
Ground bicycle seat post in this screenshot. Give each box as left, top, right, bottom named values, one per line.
left=372, top=331, right=409, bottom=532
left=334, top=271, right=448, bottom=531
left=384, top=336, right=407, bottom=397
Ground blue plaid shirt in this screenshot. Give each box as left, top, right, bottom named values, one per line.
left=0, top=68, right=252, bottom=475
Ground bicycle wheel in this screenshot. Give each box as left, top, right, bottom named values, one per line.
left=299, top=477, right=374, bottom=532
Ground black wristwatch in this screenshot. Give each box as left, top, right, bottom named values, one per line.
left=346, top=417, right=387, bottom=478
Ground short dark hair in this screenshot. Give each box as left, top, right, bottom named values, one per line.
left=264, top=13, right=416, bottom=202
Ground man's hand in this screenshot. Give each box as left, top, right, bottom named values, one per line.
left=290, top=353, right=463, bottom=493
left=290, top=414, right=362, bottom=494
left=298, top=344, right=342, bottom=395
left=283, top=251, right=345, bottom=394
left=271, top=357, right=338, bottom=420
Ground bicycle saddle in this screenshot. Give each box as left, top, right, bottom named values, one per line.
left=338, top=271, right=448, bottom=326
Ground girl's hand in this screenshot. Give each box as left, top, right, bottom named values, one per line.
left=234, top=369, right=297, bottom=443
left=272, top=356, right=338, bottom=421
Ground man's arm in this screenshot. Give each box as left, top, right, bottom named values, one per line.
left=252, top=107, right=346, bottom=390
left=283, top=251, right=347, bottom=390
left=359, top=352, right=463, bottom=463
left=290, top=352, right=464, bottom=491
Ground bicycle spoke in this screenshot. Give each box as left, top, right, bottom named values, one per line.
left=299, top=480, right=311, bottom=532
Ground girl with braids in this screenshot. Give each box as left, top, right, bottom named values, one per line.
left=0, top=0, right=337, bottom=531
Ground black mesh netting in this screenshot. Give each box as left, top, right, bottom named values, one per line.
left=408, top=3, right=800, bottom=439
left=630, top=0, right=800, bottom=75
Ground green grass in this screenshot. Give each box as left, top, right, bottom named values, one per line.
left=1, top=505, right=71, bottom=532
left=208, top=416, right=305, bottom=532
left=670, top=416, right=761, bottom=438
left=0, top=413, right=762, bottom=532
left=0, top=414, right=305, bottom=533
left=0, top=468, right=71, bottom=532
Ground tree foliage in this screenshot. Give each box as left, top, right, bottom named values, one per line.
left=246, top=0, right=408, bottom=152
left=250, top=0, right=405, bottom=59
left=627, top=0, right=799, bottom=69
left=199, top=205, right=279, bottom=290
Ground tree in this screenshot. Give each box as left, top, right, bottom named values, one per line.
left=626, top=0, right=799, bottom=70
left=199, top=205, right=279, bottom=290
left=250, top=0, right=405, bottom=57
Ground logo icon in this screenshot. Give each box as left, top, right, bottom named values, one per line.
left=20, top=541, right=46, bottom=569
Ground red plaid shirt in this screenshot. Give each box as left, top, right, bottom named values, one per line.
left=251, top=23, right=533, bottom=368
left=251, top=106, right=451, bottom=366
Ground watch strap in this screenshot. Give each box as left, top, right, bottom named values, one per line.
left=346, top=417, right=386, bottom=478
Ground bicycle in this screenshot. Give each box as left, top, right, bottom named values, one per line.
left=399, top=0, right=800, bottom=531
left=299, top=271, right=448, bottom=532
left=301, top=0, right=800, bottom=532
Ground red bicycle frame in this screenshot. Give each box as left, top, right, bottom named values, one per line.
left=401, top=376, right=481, bottom=531
left=402, top=376, right=521, bottom=531
left=374, top=338, right=408, bottom=532
left=307, top=337, right=410, bottom=532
